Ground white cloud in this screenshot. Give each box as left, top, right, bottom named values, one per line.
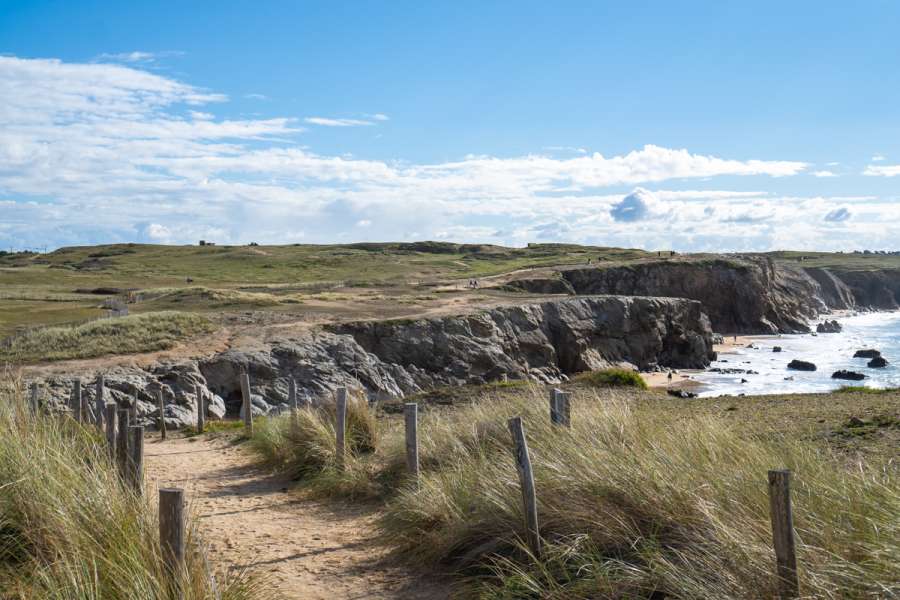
left=305, top=117, right=376, bottom=127
left=95, top=50, right=184, bottom=64
left=871, top=154, right=886, bottom=162
left=4, top=54, right=884, bottom=253
left=864, top=164, right=900, bottom=177
left=368, top=113, right=389, bottom=121
left=813, top=170, right=837, bottom=177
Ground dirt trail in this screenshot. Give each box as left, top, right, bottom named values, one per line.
left=144, top=435, right=454, bottom=600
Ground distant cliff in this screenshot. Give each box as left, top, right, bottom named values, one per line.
left=505, top=257, right=900, bottom=334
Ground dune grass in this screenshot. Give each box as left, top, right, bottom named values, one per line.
left=0, top=311, right=214, bottom=363
left=251, top=385, right=899, bottom=598
left=573, top=367, right=648, bottom=389
left=0, top=374, right=273, bottom=599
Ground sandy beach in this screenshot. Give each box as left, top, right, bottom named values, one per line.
left=644, top=335, right=759, bottom=389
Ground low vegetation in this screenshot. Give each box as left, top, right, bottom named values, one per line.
left=573, top=367, right=648, bottom=389
left=251, top=386, right=899, bottom=598
left=0, top=311, right=213, bottom=363
left=0, top=375, right=271, bottom=599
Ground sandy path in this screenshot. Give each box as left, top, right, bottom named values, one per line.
left=144, top=435, right=453, bottom=600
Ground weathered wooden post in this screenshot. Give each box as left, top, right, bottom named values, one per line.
left=195, top=384, right=205, bottom=434
left=128, top=425, right=144, bottom=493
left=105, top=404, right=118, bottom=460
left=157, top=389, right=167, bottom=441
left=95, top=375, right=105, bottom=430
left=556, top=390, right=571, bottom=427
left=549, top=388, right=562, bottom=425
left=130, top=392, right=138, bottom=424
left=240, top=373, right=253, bottom=436
left=335, top=387, right=347, bottom=470
left=74, top=379, right=84, bottom=423
left=508, top=416, right=541, bottom=558
left=29, top=382, right=39, bottom=413
left=768, top=469, right=800, bottom=598
left=116, top=409, right=130, bottom=481
left=159, top=488, right=185, bottom=589
left=288, top=378, right=299, bottom=430
left=404, top=403, right=420, bottom=484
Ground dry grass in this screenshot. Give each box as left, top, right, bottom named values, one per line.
left=252, top=385, right=899, bottom=598
left=0, top=311, right=213, bottom=363
left=0, top=373, right=274, bottom=599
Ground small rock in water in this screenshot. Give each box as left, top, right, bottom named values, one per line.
left=867, top=356, right=889, bottom=368
left=740, top=378, right=748, bottom=384
left=816, top=320, right=843, bottom=333
left=832, top=370, right=866, bottom=381
left=854, top=349, right=881, bottom=359
left=773, top=346, right=783, bottom=353
left=787, top=359, right=816, bottom=371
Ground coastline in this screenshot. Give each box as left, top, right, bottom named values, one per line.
left=644, top=334, right=759, bottom=390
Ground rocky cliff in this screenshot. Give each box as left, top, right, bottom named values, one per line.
left=32, top=295, right=715, bottom=427
left=506, top=257, right=900, bottom=334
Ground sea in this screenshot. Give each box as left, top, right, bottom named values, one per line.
left=694, top=311, right=900, bottom=397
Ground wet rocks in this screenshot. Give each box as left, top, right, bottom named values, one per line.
left=787, top=359, right=817, bottom=371
left=831, top=370, right=866, bottom=381
left=854, top=349, right=882, bottom=359
left=816, top=319, right=843, bottom=333
left=868, top=356, right=889, bottom=368
left=667, top=389, right=698, bottom=399
left=773, top=346, right=783, bottom=352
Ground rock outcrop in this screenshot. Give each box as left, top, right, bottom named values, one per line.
left=832, top=370, right=865, bottom=381
left=31, top=296, right=716, bottom=426
left=816, top=320, right=843, bottom=333
left=788, top=360, right=817, bottom=371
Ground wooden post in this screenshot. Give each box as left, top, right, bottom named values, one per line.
left=130, top=392, right=138, bottom=424
left=768, top=470, right=800, bottom=598
left=404, top=403, right=420, bottom=483
left=116, top=409, right=130, bottom=481
left=240, top=373, right=253, bottom=435
left=29, top=382, right=39, bottom=413
left=508, top=416, right=541, bottom=558
left=195, top=384, right=205, bottom=434
left=288, top=378, right=299, bottom=430
left=105, top=404, right=118, bottom=460
left=335, top=387, right=347, bottom=470
left=128, top=425, right=144, bottom=493
left=95, top=375, right=105, bottom=430
left=556, top=390, right=571, bottom=427
left=74, top=379, right=84, bottom=423
left=157, top=390, right=167, bottom=441
left=159, top=488, right=185, bottom=586
left=549, top=388, right=562, bottom=425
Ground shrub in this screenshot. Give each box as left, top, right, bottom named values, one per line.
left=575, top=367, right=648, bottom=389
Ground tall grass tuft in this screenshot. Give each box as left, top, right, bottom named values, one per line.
left=0, top=373, right=273, bottom=599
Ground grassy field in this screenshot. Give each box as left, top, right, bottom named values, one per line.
left=0, top=311, right=213, bottom=363
left=248, top=382, right=899, bottom=598
left=0, top=376, right=272, bottom=599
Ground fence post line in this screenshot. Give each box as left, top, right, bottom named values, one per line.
left=157, top=390, right=167, bottom=441
left=128, top=425, right=144, bottom=494
left=195, top=384, right=205, bottom=434
left=116, top=409, right=130, bottom=481
left=240, top=373, right=253, bottom=436
left=508, top=416, right=541, bottom=559
left=159, top=488, right=186, bottom=591
left=768, top=469, right=800, bottom=599
left=404, top=403, right=420, bottom=484
left=335, top=387, right=347, bottom=470
left=29, top=382, right=39, bottom=413
left=74, top=379, right=84, bottom=423
left=105, top=404, right=118, bottom=460
left=95, top=375, right=105, bottom=430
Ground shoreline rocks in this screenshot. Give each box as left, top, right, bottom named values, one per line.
left=868, top=356, right=889, bottom=368
left=787, top=359, right=817, bottom=371
left=816, top=319, right=843, bottom=333
left=832, top=370, right=866, bottom=381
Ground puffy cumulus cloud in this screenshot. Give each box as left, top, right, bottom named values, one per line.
left=864, top=164, right=900, bottom=177
left=813, top=170, right=838, bottom=177
left=824, top=207, right=851, bottom=222
left=3, top=55, right=895, bottom=253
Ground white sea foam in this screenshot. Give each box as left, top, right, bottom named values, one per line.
left=695, top=311, right=900, bottom=397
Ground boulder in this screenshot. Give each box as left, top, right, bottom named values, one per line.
left=816, top=320, right=842, bottom=333
left=831, top=370, right=866, bottom=381
left=867, top=356, right=889, bottom=368
left=787, top=359, right=817, bottom=371
left=666, top=389, right=698, bottom=399
left=854, top=349, right=881, bottom=359
left=773, top=346, right=783, bottom=353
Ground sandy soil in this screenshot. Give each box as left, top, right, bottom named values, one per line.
left=643, top=335, right=758, bottom=389
left=144, top=435, right=454, bottom=600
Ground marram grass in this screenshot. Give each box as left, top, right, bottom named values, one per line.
left=253, top=385, right=899, bottom=599
left=0, top=374, right=275, bottom=599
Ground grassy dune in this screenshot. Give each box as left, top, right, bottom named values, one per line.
left=251, top=386, right=899, bottom=598
left=0, top=376, right=271, bottom=599
left=0, top=311, right=213, bottom=363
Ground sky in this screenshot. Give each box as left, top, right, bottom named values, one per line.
left=1, top=1, right=900, bottom=252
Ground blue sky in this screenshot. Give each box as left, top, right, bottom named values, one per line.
left=1, top=1, right=899, bottom=251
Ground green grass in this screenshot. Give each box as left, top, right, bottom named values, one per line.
left=0, top=311, right=214, bottom=363
left=250, top=385, right=898, bottom=598
left=835, top=385, right=900, bottom=394
left=573, top=367, right=648, bottom=389
left=0, top=375, right=273, bottom=599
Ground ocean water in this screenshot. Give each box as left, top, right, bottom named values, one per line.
left=694, top=311, right=900, bottom=397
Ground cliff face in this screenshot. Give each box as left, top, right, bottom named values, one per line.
left=32, top=296, right=715, bottom=426
left=509, top=258, right=900, bottom=334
